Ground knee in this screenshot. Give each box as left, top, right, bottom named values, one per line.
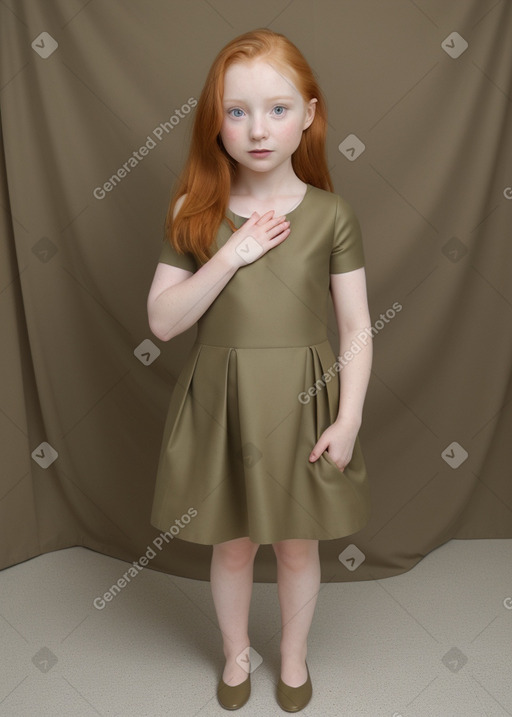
left=213, top=537, right=259, bottom=570
left=273, top=539, right=318, bottom=570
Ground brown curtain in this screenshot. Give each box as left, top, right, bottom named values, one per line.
left=1, top=0, right=511, bottom=582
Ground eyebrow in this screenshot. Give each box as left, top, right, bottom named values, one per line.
left=223, top=96, right=296, bottom=103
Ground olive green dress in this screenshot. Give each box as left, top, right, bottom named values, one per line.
left=150, top=184, right=371, bottom=545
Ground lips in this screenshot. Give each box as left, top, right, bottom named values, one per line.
left=250, top=149, right=272, bottom=153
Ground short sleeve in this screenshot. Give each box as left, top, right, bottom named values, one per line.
left=329, top=196, right=365, bottom=274
left=158, top=238, right=197, bottom=273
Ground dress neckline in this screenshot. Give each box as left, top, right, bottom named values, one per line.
left=226, top=183, right=311, bottom=220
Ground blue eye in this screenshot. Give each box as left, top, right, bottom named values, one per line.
left=228, top=108, right=244, bottom=118
left=273, top=106, right=286, bottom=116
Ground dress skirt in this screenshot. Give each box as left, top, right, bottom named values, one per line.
left=150, top=338, right=371, bottom=545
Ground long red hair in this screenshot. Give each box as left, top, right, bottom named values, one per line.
left=165, top=28, right=333, bottom=266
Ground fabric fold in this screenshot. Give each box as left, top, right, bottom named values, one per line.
left=151, top=340, right=371, bottom=544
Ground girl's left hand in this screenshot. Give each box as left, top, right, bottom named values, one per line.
left=308, top=421, right=360, bottom=472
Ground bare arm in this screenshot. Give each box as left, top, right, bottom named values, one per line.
left=148, top=252, right=238, bottom=341
left=147, top=196, right=290, bottom=341
left=330, top=266, right=372, bottom=429
left=308, top=266, right=372, bottom=469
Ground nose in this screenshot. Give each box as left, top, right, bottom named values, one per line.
left=249, top=113, right=269, bottom=140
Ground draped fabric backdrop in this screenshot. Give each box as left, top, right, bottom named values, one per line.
left=1, top=0, right=511, bottom=583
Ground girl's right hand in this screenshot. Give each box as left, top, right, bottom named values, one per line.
left=220, top=210, right=291, bottom=270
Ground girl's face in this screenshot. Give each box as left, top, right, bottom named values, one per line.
left=219, top=59, right=317, bottom=175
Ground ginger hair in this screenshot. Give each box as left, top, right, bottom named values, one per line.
left=165, top=28, right=333, bottom=266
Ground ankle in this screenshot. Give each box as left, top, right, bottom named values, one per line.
left=280, top=644, right=307, bottom=662
left=224, top=642, right=251, bottom=661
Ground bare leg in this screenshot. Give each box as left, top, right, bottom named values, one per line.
left=210, top=536, right=260, bottom=686
left=273, top=539, right=321, bottom=686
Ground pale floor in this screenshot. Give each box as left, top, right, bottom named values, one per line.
left=0, top=539, right=511, bottom=716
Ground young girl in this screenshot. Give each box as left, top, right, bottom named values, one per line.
left=147, top=29, right=372, bottom=712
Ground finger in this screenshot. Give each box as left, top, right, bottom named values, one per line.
left=268, top=228, right=291, bottom=246
left=241, top=211, right=260, bottom=227
left=266, top=215, right=287, bottom=228
left=254, top=209, right=275, bottom=224
left=266, top=221, right=290, bottom=238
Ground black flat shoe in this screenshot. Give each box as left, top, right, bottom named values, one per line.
left=276, top=662, right=312, bottom=712
left=217, top=673, right=251, bottom=710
